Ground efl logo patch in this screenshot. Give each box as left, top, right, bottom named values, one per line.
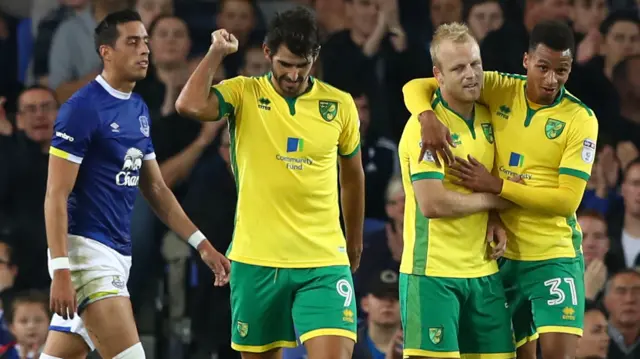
left=582, top=139, right=596, bottom=164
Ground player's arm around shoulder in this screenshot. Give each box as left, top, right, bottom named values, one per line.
left=405, top=119, right=509, bottom=218
left=175, top=29, right=241, bottom=122
left=477, top=71, right=523, bottom=108
left=338, top=94, right=365, bottom=272
left=402, top=77, right=440, bottom=116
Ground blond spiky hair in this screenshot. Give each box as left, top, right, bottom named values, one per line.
left=429, top=22, right=476, bottom=68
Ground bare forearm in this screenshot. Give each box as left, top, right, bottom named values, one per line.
left=159, top=140, right=208, bottom=189
left=44, top=192, right=69, bottom=258
left=340, top=173, right=365, bottom=246
left=142, top=184, right=198, bottom=241
left=422, top=192, right=497, bottom=218
left=175, top=50, right=224, bottom=121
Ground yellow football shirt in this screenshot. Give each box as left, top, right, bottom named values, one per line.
left=399, top=89, right=498, bottom=278
left=403, top=72, right=599, bottom=261
left=481, top=72, right=598, bottom=260
left=212, top=73, right=361, bottom=268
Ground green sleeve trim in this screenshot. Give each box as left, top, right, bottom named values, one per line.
left=559, top=167, right=590, bottom=181
left=411, top=172, right=444, bottom=182
left=212, top=88, right=230, bottom=122
left=339, top=144, right=361, bottom=158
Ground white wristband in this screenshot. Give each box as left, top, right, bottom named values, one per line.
left=188, top=230, right=206, bottom=249
left=50, top=257, right=70, bottom=271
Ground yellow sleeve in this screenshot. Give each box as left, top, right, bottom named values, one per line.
left=500, top=175, right=587, bottom=217
left=338, top=95, right=362, bottom=158
left=404, top=118, right=445, bottom=181
left=211, top=76, right=247, bottom=120
left=558, top=112, right=599, bottom=181
left=477, top=72, right=524, bottom=110
left=402, top=72, right=523, bottom=116
left=402, top=78, right=439, bottom=116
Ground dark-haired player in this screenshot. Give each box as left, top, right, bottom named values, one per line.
left=401, top=20, right=598, bottom=359
left=176, top=7, right=365, bottom=359
left=41, top=9, right=229, bottom=359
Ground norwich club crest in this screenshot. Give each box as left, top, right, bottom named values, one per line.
left=237, top=321, right=248, bottom=338
left=545, top=118, right=566, bottom=139
left=319, top=100, right=338, bottom=122
left=429, top=327, right=443, bottom=344
left=481, top=123, right=494, bottom=144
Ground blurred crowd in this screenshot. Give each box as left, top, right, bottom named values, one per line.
left=0, top=0, right=639, bottom=358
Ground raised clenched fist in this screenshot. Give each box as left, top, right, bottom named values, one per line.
left=210, top=29, right=239, bottom=56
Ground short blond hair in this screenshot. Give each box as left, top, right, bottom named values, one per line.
left=429, top=22, right=476, bottom=68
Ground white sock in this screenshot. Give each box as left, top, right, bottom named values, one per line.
left=39, top=355, right=63, bottom=359
left=113, top=342, right=145, bottom=359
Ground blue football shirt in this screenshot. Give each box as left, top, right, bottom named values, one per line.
left=49, top=75, right=155, bottom=255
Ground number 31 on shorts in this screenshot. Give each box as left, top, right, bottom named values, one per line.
left=544, top=277, right=578, bottom=306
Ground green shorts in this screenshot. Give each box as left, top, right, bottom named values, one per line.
left=399, top=273, right=515, bottom=359
left=498, top=256, right=585, bottom=347
left=229, top=262, right=357, bottom=353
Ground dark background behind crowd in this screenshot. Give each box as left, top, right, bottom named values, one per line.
left=0, top=0, right=639, bottom=358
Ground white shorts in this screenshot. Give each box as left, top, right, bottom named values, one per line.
left=47, top=234, right=133, bottom=351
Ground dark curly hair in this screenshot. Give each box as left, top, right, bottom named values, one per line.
left=264, top=7, right=321, bottom=59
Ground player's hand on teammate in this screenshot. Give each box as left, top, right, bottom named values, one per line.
left=486, top=212, right=507, bottom=259
left=198, top=242, right=232, bottom=286
left=418, top=110, right=455, bottom=167
left=210, top=29, right=239, bottom=56
left=50, top=269, right=77, bottom=320
left=450, top=155, right=503, bottom=194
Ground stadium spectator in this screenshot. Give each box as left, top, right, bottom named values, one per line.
left=579, top=211, right=615, bottom=301
left=463, top=0, right=504, bottom=42
left=0, top=12, right=20, bottom=116
left=3, top=290, right=50, bottom=359
left=582, top=146, right=620, bottom=216
left=576, top=301, right=610, bottom=359
left=48, top=0, right=130, bottom=101
left=186, top=127, right=238, bottom=359
left=354, top=90, right=399, bottom=220
left=430, top=0, right=463, bottom=29
left=0, top=86, right=56, bottom=291
left=572, top=0, right=609, bottom=42
left=480, top=0, right=571, bottom=74
left=32, top=0, right=90, bottom=87
left=238, top=44, right=270, bottom=77
left=322, top=0, right=426, bottom=141
left=610, top=55, right=640, bottom=148
left=216, top=0, right=265, bottom=77
left=353, top=269, right=402, bottom=359
left=135, top=14, right=192, bottom=120
left=136, top=0, right=173, bottom=29
left=356, top=175, right=403, bottom=306
left=609, top=159, right=640, bottom=268
left=0, top=237, right=16, bottom=349
left=603, top=270, right=640, bottom=359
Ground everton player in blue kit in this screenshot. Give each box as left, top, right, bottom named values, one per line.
left=40, top=10, right=231, bottom=359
